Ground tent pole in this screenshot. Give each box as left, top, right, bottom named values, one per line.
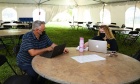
left=102, top=3, right=105, bottom=24
left=133, top=1, right=137, bottom=31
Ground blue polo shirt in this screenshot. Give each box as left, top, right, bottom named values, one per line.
left=17, top=31, right=53, bottom=66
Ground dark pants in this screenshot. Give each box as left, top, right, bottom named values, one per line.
left=18, top=64, right=46, bottom=84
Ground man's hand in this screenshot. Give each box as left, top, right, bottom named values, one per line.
left=46, top=46, right=53, bottom=51
left=63, top=48, right=69, bottom=53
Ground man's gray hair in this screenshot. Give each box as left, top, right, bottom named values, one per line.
left=32, top=20, right=45, bottom=30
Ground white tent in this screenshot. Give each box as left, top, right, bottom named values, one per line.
left=0, top=0, right=139, bottom=29
left=0, top=0, right=130, bottom=6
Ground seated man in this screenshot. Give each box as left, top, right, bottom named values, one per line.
left=17, top=20, right=68, bottom=84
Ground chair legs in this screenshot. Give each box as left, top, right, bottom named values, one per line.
left=6, top=60, right=18, bottom=75
left=122, top=39, right=138, bottom=46
left=20, top=68, right=27, bottom=75
left=0, top=55, right=17, bottom=75
left=3, top=75, right=32, bottom=84
left=5, top=46, right=13, bottom=56
left=0, top=38, right=12, bottom=56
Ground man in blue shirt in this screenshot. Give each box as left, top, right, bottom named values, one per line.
left=17, top=20, right=68, bottom=84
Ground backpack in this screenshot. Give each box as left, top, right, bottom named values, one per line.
left=133, top=49, right=140, bottom=61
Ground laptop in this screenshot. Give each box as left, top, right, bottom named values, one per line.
left=88, top=39, right=107, bottom=53
left=41, top=44, right=66, bottom=58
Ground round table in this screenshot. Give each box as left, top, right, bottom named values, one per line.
left=0, top=29, right=31, bottom=37
left=32, top=47, right=140, bottom=84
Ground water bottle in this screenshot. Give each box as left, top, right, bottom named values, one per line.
left=79, top=37, right=84, bottom=52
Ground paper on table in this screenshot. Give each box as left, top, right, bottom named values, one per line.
left=71, top=54, right=106, bottom=63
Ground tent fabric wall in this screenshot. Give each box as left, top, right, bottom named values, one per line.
left=0, top=3, right=68, bottom=22
left=43, top=5, right=68, bottom=22
left=0, top=2, right=140, bottom=27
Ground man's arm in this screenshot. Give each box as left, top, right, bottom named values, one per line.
left=28, top=43, right=57, bottom=56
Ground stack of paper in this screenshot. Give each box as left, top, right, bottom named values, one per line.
left=71, top=54, right=106, bottom=63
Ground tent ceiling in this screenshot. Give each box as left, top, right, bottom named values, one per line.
left=0, top=0, right=136, bottom=6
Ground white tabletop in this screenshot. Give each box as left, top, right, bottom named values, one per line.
left=0, top=29, right=31, bottom=36
left=2, top=23, right=29, bottom=26
left=110, top=27, right=132, bottom=31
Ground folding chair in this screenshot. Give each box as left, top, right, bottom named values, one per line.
left=122, top=31, right=139, bottom=45
left=69, top=21, right=75, bottom=29
left=111, top=23, right=116, bottom=25
left=2, top=22, right=12, bottom=28
left=135, top=28, right=140, bottom=32
left=126, top=27, right=133, bottom=30
left=77, top=22, right=84, bottom=30
left=0, top=54, right=17, bottom=75
left=17, top=34, right=23, bottom=45
left=86, top=22, right=93, bottom=30
left=13, top=44, right=26, bottom=75
left=0, top=55, right=32, bottom=84
left=0, top=38, right=12, bottom=56
left=86, top=24, right=93, bottom=31
left=121, top=24, right=125, bottom=28
left=132, top=49, right=140, bottom=61
left=0, top=27, right=15, bottom=45
left=108, top=25, right=120, bottom=37
left=27, top=23, right=32, bottom=29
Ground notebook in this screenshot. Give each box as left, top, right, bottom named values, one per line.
left=88, top=39, right=107, bottom=53
left=41, top=44, right=66, bottom=58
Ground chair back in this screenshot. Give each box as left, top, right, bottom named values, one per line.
left=111, top=23, right=116, bottom=25
left=129, top=31, right=139, bottom=34
left=88, top=22, right=92, bottom=24
left=13, top=45, right=20, bottom=55
left=13, top=21, right=22, bottom=23
left=126, top=27, right=133, bottom=30
left=0, top=54, right=7, bottom=66
left=86, top=24, right=90, bottom=28
left=108, top=25, right=119, bottom=28
left=27, top=23, right=32, bottom=29
left=17, top=25, right=26, bottom=29
left=122, top=30, right=139, bottom=46
left=18, top=34, right=23, bottom=45
left=133, top=49, right=140, bottom=61
left=127, top=31, right=139, bottom=38
left=3, top=75, right=32, bottom=84
left=121, top=24, right=125, bottom=28
left=78, top=22, right=83, bottom=24
left=0, top=38, right=6, bottom=47
left=13, top=44, right=27, bottom=75
left=0, top=54, right=17, bottom=75
left=135, top=28, right=140, bottom=32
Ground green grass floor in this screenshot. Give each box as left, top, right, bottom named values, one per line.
left=0, top=27, right=140, bottom=84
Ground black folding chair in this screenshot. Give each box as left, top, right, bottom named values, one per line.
left=135, top=28, right=140, bottom=32
left=0, top=55, right=32, bottom=84
left=122, top=31, right=139, bottom=45
left=69, top=21, right=75, bottom=29
left=0, top=38, right=12, bottom=56
left=121, top=24, right=125, bottom=28
left=132, top=49, right=140, bottom=61
left=111, top=23, right=116, bottom=25
left=0, top=54, right=17, bottom=75
left=13, top=44, right=26, bottom=75
left=86, top=24, right=93, bottom=31
left=86, top=22, right=93, bottom=30
left=77, top=22, right=84, bottom=30
left=17, top=34, right=23, bottom=45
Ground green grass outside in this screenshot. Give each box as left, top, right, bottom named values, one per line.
left=0, top=26, right=140, bottom=83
